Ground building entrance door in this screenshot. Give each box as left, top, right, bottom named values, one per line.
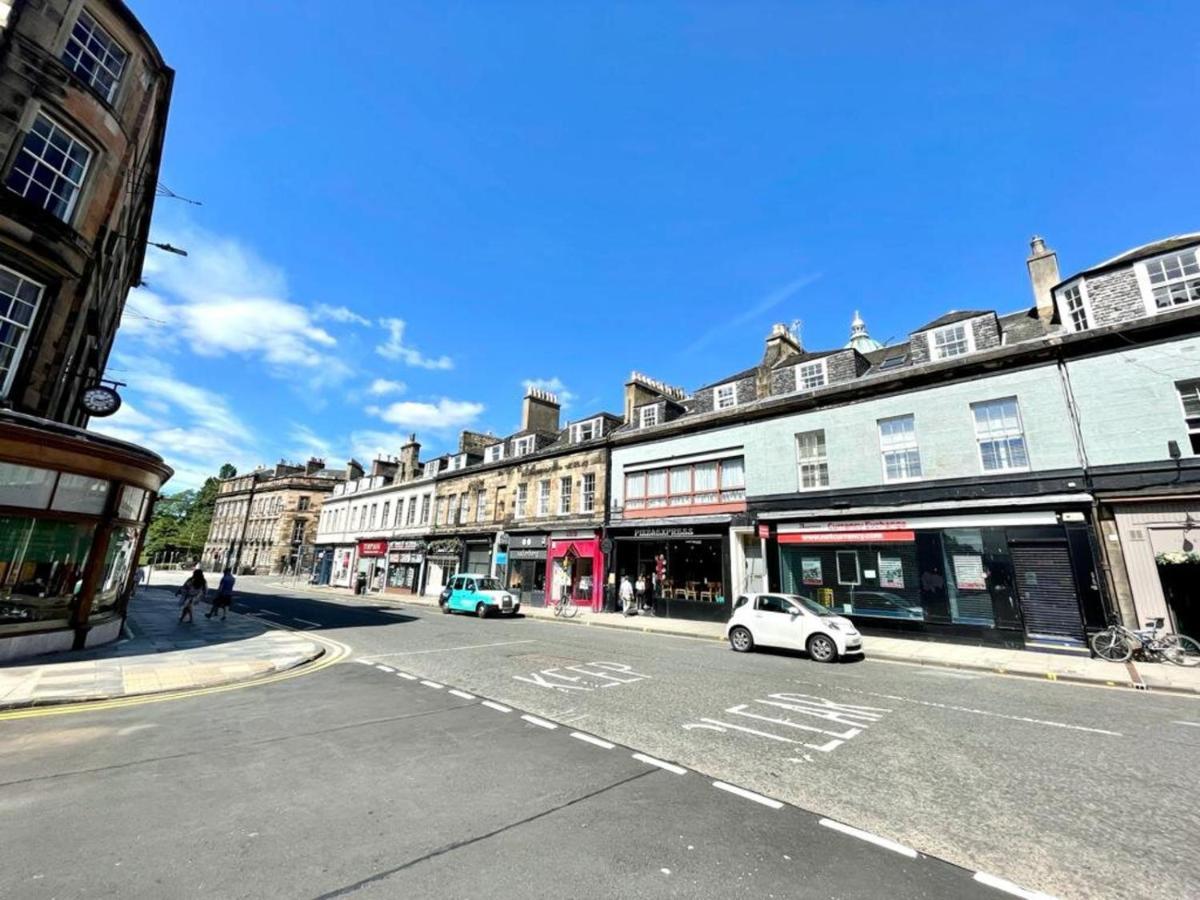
left=1011, top=543, right=1085, bottom=644
left=507, top=559, right=546, bottom=607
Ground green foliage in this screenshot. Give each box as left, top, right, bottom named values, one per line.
left=219, top=463, right=237, bottom=479
left=140, top=464, right=235, bottom=564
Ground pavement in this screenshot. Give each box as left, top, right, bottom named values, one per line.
left=0, top=585, right=327, bottom=710
left=281, top=581, right=1200, bottom=695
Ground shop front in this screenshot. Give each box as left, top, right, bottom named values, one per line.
left=330, top=545, right=355, bottom=588
left=463, top=537, right=494, bottom=576
left=548, top=531, right=604, bottom=612
left=357, top=539, right=388, bottom=592
left=505, top=533, right=548, bottom=608
left=425, top=538, right=462, bottom=597
left=610, top=523, right=732, bottom=622
left=770, top=510, right=1105, bottom=649
left=385, top=540, right=425, bottom=595
left=1110, top=501, right=1200, bottom=640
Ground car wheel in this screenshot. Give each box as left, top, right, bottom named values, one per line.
left=729, top=626, right=754, bottom=653
left=476, top=602, right=488, bottom=619
left=807, top=634, right=838, bottom=663
left=440, top=601, right=450, bottom=614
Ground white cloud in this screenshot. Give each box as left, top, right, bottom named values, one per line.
left=375, top=317, right=453, bottom=370
left=522, top=376, right=576, bottom=411
left=370, top=398, right=484, bottom=431
left=367, top=378, right=407, bottom=396
left=315, top=304, right=371, bottom=326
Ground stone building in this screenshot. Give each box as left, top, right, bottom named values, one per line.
left=203, top=459, right=346, bottom=576
left=0, top=0, right=173, bottom=661
left=427, top=389, right=619, bottom=610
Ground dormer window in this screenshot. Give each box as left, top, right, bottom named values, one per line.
left=714, top=383, right=738, bottom=410
left=570, top=418, right=600, bottom=443
left=795, top=359, right=827, bottom=391
left=1141, top=249, right=1200, bottom=311
left=484, top=443, right=504, bottom=463
left=513, top=435, right=535, bottom=457
left=1058, top=281, right=1093, bottom=332
left=639, top=406, right=659, bottom=428
left=930, top=322, right=973, bottom=360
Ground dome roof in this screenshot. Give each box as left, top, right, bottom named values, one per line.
left=844, top=310, right=883, bottom=353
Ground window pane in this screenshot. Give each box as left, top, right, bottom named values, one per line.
left=721, top=458, right=745, bottom=489
left=92, top=525, right=140, bottom=616
left=50, top=473, right=110, bottom=515
left=646, top=470, right=668, bottom=496
left=117, top=485, right=146, bottom=520
left=0, top=517, right=94, bottom=630
left=626, top=472, right=646, bottom=499
left=0, top=461, right=57, bottom=508
left=694, top=462, right=717, bottom=492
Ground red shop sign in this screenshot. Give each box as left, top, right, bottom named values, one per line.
left=778, top=530, right=915, bottom=544
left=357, top=539, right=389, bottom=557
left=757, top=524, right=771, bottom=539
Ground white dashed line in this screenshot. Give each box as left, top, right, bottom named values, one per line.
left=819, top=818, right=917, bottom=858
left=521, top=714, right=557, bottom=729
left=570, top=732, right=615, bottom=749
left=972, top=871, right=1057, bottom=899
left=712, top=781, right=783, bottom=809
left=481, top=701, right=511, bottom=713
left=375, top=665, right=395, bottom=673
left=448, top=689, right=475, bottom=700
left=354, top=659, right=374, bottom=665
left=1173, top=721, right=1200, bottom=728
left=632, top=753, right=686, bottom=775
left=293, top=618, right=322, bottom=627
left=396, top=672, right=418, bottom=681
left=419, top=680, right=444, bottom=689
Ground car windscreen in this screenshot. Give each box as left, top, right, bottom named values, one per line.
left=475, top=577, right=502, bottom=591
left=787, top=594, right=835, bottom=617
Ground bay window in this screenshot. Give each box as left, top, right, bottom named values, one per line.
left=624, top=456, right=745, bottom=511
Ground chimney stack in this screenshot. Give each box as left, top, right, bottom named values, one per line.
left=1027, top=235, right=1060, bottom=323
left=398, top=433, right=421, bottom=482
left=304, top=457, right=325, bottom=476
left=762, top=322, right=801, bottom=368
left=521, top=387, right=560, bottom=433
left=346, top=458, right=364, bottom=481
left=370, top=457, right=398, bottom=481
left=623, top=372, right=686, bottom=423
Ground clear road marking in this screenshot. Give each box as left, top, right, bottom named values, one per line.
left=521, top=714, right=558, bottom=729
left=368, top=640, right=536, bottom=658
left=375, top=665, right=395, bottom=673
left=819, top=818, right=917, bottom=858
left=448, top=689, right=475, bottom=700
left=354, top=659, right=374, bottom=665
left=255, top=609, right=281, bottom=617
left=712, top=781, right=783, bottom=809
left=293, top=618, right=322, bottom=628
left=481, top=700, right=511, bottom=713
left=973, top=870, right=1057, bottom=899
left=1173, top=721, right=1200, bottom=728
left=570, top=732, right=615, bottom=749
left=419, top=680, right=444, bottom=689
left=396, top=672, right=418, bottom=680
left=632, top=753, right=686, bottom=774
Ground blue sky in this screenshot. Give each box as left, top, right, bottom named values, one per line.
left=98, top=1, right=1200, bottom=489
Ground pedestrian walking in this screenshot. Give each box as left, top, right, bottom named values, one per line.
left=176, top=569, right=206, bottom=624
left=133, top=565, right=145, bottom=596
left=619, top=575, right=635, bottom=616
left=207, top=567, right=235, bottom=620
left=634, top=574, right=646, bottom=612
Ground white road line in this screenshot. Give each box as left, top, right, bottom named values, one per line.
left=1173, top=721, right=1200, bottom=728
left=448, top=689, right=475, bottom=700
left=972, top=871, right=1057, bottom=899
left=293, top=618, right=322, bottom=627
left=818, top=818, right=917, bottom=858
left=711, top=781, right=783, bottom=809
left=570, top=732, right=615, bottom=749
left=396, top=672, right=418, bottom=681
left=632, top=753, right=687, bottom=775
left=255, top=609, right=281, bottom=617
left=375, top=665, right=395, bottom=672
left=521, top=714, right=557, bottom=729
left=354, top=659, right=374, bottom=665
left=419, top=680, right=444, bottom=689
left=367, top=640, right=536, bottom=658
left=481, top=701, right=511, bottom=713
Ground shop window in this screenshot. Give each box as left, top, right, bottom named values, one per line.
left=796, top=430, right=829, bottom=490
left=51, top=473, right=110, bottom=515
left=116, top=485, right=146, bottom=521
left=92, top=525, right=139, bottom=617
left=0, top=265, right=45, bottom=397
left=0, top=461, right=57, bottom=509
left=879, top=415, right=922, bottom=482
left=0, top=516, right=94, bottom=631
left=5, top=115, right=92, bottom=222
left=1176, top=380, right=1200, bottom=454
left=836, top=551, right=860, bottom=585
left=779, top=542, right=924, bottom=621
left=62, top=9, right=128, bottom=102
left=538, top=480, right=551, bottom=516
left=582, top=472, right=596, bottom=512
left=943, top=528, right=994, bottom=626
left=971, top=397, right=1029, bottom=472
left=559, top=477, right=572, bottom=515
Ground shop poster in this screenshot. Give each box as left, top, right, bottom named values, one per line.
left=953, top=554, right=987, bottom=591
left=878, top=556, right=904, bottom=589
left=801, top=557, right=823, bottom=586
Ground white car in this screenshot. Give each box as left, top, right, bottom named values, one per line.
left=726, top=593, right=863, bottom=662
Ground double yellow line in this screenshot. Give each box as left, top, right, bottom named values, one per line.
left=0, top=625, right=352, bottom=722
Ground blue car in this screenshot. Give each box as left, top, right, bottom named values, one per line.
left=440, top=573, right=520, bottom=618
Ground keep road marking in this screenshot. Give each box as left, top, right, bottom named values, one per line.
left=632, top=753, right=686, bottom=774
left=819, top=818, right=917, bottom=858
left=448, top=689, right=475, bottom=700
left=570, top=732, right=615, bottom=749
left=972, top=871, right=1057, bottom=899
left=419, top=680, right=444, bottom=689
left=481, top=701, right=511, bottom=713
left=712, top=781, right=783, bottom=809
left=521, top=714, right=557, bottom=729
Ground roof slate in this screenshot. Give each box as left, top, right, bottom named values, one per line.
left=912, top=310, right=992, bottom=332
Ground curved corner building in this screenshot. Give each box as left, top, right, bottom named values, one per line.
left=0, top=1, right=173, bottom=661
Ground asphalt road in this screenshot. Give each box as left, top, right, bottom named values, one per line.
left=4, top=576, right=1198, bottom=899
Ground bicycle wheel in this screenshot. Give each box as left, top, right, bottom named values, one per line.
left=561, top=600, right=578, bottom=619
left=1091, top=628, right=1132, bottom=662
left=1162, top=634, right=1200, bottom=667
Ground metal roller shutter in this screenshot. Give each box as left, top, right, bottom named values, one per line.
left=1011, top=543, right=1085, bottom=641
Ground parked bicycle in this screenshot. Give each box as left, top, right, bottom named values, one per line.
left=551, top=594, right=578, bottom=618
left=1090, top=618, right=1200, bottom=666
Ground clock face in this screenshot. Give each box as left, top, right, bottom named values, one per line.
left=80, top=385, right=122, bottom=417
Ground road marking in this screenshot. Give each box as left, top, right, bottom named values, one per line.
left=972, top=871, right=1057, bottom=899
left=448, top=689, right=475, bottom=700
left=375, top=665, right=395, bottom=673
left=819, top=818, right=917, bottom=858
left=1173, top=721, right=1200, bottom=728
left=712, top=781, right=783, bottom=809
left=570, top=732, right=615, bottom=749
left=255, top=609, right=281, bottom=617
left=521, top=714, right=557, bottom=729
left=396, top=672, right=418, bottom=680
left=293, top=618, right=322, bottom=628
left=632, top=753, right=686, bottom=774
left=354, top=659, right=374, bottom=665
left=481, top=701, right=511, bottom=713
left=368, top=640, right=536, bottom=658
left=419, top=680, right=444, bottom=689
